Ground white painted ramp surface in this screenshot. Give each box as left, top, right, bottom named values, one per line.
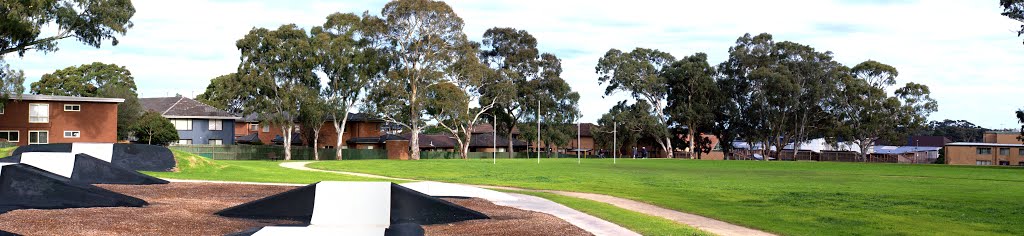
left=251, top=226, right=384, bottom=236
left=20, top=152, right=77, bottom=178
left=400, top=181, right=517, bottom=202
left=311, top=181, right=391, bottom=228
left=72, top=143, right=114, bottom=162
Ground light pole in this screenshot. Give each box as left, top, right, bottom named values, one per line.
left=613, top=119, right=617, bottom=164
left=537, top=99, right=541, bottom=164
left=492, top=113, right=496, bottom=164
left=577, top=120, right=581, bottom=164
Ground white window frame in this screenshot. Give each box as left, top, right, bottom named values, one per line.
left=0, top=106, right=4, bottom=114
left=63, top=104, right=81, bottom=112
left=262, top=124, right=270, bottom=132
left=208, top=119, right=223, bottom=131
left=171, top=119, right=193, bottom=131
left=249, top=124, right=259, bottom=132
left=0, top=130, right=18, bottom=142
left=63, top=130, right=81, bottom=138
left=28, top=130, right=48, bottom=145
left=176, top=139, right=192, bottom=145
left=28, top=103, right=49, bottom=123
left=209, top=139, right=223, bottom=145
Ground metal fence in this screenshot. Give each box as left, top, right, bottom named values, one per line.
left=168, top=144, right=388, bottom=160
left=0, top=142, right=15, bottom=149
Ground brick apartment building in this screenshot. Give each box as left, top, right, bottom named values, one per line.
left=0, top=94, right=123, bottom=146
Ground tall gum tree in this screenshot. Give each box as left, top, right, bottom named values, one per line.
left=425, top=41, right=502, bottom=159
left=313, top=12, right=389, bottom=160
left=596, top=48, right=676, bottom=157
left=367, top=0, right=467, bottom=160
left=664, top=53, right=718, bottom=159
left=235, top=24, right=320, bottom=161
left=479, top=27, right=540, bottom=158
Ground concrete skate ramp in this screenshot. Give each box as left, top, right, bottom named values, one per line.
left=399, top=181, right=517, bottom=202
left=216, top=181, right=488, bottom=226
left=226, top=223, right=425, bottom=236
left=0, top=164, right=148, bottom=213
left=1, top=153, right=167, bottom=185
left=11, top=143, right=175, bottom=172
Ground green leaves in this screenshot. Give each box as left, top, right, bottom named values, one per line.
left=1001, top=0, right=1024, bottom=43
left=30, top=62, right=141, bottom=140
left=1, top=0, right=135, bottom=57
left=130, top=111, right=178, bottom=146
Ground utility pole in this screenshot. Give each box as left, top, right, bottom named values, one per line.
left=577, top=121, right=581, bottom=164
left=493, top=113, right=496, bottom=164
left=537, top=99, right=541, bottom=164
left=613, top=120, right=617, bottom=164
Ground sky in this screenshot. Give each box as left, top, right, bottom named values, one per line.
left=6, top=0, right=1024, bottom=129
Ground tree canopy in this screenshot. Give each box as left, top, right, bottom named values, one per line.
left=131, top=111, right=178, bottom=146
left=196, top=73, right=244, bottom=114
left=1002, top=0, right=1024, bottom=44
left=1, top=0, right=135, bottom=56
left=31, top=62, right=143, bottom=140
left=595, top=47, right=676, bottom=157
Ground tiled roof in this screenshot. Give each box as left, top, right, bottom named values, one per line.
left=468, top=133, right=527, bottom=148
left=140, top=96, right=237, bottom=119
left=239, top=112, right=383, bottom=123
left=15, top=94, right=124, bottom=103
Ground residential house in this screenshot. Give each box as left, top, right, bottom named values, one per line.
left=234, top=113, right=386, bottom=149
left=870, top=146, right=940, bottom=164
left=0, top=94, right=123, bottom=146
left=982, top=130, right=1021, bottom=144
left=139, top=96, right=240, bottom=145
left=468, top=123, right=528, bottom=152
left=945, top=142, right=1024, bottom=166
left=515, top=123, right=597, bottom=156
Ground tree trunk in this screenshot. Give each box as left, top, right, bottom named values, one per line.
left=282, top=126, right=293, bottom=161
left=687, top=124, right=696, bottom=159
left=665, top=136, right=674, bottom=158
left=334, top=112, right=350, bottom=160
left=461, top=127, right=472, bottom=159
left=313, top=128, right=321, bottom=161
left=507, top=131, right=514, bottom=158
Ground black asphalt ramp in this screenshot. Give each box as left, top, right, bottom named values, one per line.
left=215, top=183, right=317, bottom=223
left=11, top=143, right=175, bottom=172
left=69, top=154, right=168, bottom=185
left=0, top=164, right=148, bottom=213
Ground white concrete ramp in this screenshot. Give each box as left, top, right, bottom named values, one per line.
left=400, top=181, right=517, bottom=202
left=71, top=143, right=114, bottom=162
left=19, top=152, right=77, bottom=178
left=311, top=182, right=391, bottom=228
left=252, top=225, right=383, bottom=236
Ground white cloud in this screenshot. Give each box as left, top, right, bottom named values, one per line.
left=6, top=0, right=1024, bottom=128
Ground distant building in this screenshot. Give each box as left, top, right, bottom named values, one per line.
left=982, top=130, right=1022, bottom=144
left=0, top=94, right=124, bottom=146
left=233, top=113, right=386, bottom=149
left=140, top=96, right=240, bottom=145
left=945, top=142, right=1024, bottom=166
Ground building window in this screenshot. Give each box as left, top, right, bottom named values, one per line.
left=1019, top=148, right=1024, bottom=156
left=209, top=139, right=223, bottom=145
left=0, top=131, right=18, bottom=142
left=999, top=148, right=1010, bottom=156
left=28, top=103, right=49, bottom=123
left=998, top=161, right=1010, bottom=166
left=63, top=104, right=81, bottom=111
left=63, top=131, right=81, bottom=138
left=262, top=124, right=270, bottom=132
left=365, top=146, right=374, bottom=150
left=171, top=119, right=192, bottom=131
left=0, top=106, right=4, bottom=114
left=976, top=160, right=992, bottom=165
left=208, top=119, right=223, bottom=131
left=28, top=131, right=48, bottom=144
left=249, top=124, right=258, bottom=132
left=976, top=147, right=992, bottom=155
left=176, top=139, right=192, bottom=145
left=324, top=146, right=334, bottom=149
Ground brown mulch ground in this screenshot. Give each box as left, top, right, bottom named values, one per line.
left=0, top=182, right=589, bottom=236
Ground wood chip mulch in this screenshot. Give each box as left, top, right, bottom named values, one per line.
left=0, top=182, right=590, bottom=236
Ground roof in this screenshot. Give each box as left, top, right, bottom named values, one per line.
left=236, top=133, right=260, bottom=143
left=270, top=133, right=303, bottom=145
left=470, top=123, right=520, bottom=135
left=985, top=130, right=1020, bottom=134
left=467, top=133, right=527, bottom=148
left=946, top=142, right=1024, bottom=147
left=782, top=138, right=861, bottom=153
left=871, top=146, right=941, bottom=154
left=346, top=134, right=407, bottom=144
left=13, top=94, right=124, bottom=103
left=239, top=112, right=383, bottom=123
left=399, top=133, right=458, bottom=148
left=140, top=96, right=239, bottom=120
left=905, top=136, right=951, bottom=147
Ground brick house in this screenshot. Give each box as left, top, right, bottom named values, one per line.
left=234, top=113, right=386, bottom=149
left=139, top=96, right=240, bottom=145
left=0, top=94, right=123, bottom=146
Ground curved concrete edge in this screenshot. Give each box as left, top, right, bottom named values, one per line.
left=288, top=161, right=779, bottom=236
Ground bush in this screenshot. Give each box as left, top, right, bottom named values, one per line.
left=131, top=111, right=179, bottom=145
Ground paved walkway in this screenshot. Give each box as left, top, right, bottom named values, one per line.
left=280, top=162, right=775, bottom=236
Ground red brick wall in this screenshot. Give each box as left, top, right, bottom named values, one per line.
left=0, top=100, right=118, bottom=146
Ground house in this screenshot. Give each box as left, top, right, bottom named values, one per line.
left=945, top=142, right=1024, bottom=166
left=233, top=113, right=386, bottom=149
left=139, top=96, right=240, bottom=145
left=870, top=146, right=940, bottom=164
left=0, top=94, right=123, bottom=146
left=982, top=130, right=1021, bottom=144
left=468, top=123, right=528, bottom=152
left=513, top=123, right=597, bottom=156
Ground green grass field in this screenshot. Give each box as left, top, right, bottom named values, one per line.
left=309, top=158, right=1024, bottom=236
left=0, top=146, right=15, bottom=157
left=144, top=150, right=380, bottom=184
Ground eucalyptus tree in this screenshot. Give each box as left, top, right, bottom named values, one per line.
left=235, top=24, right=319, bottom=161
left=833, top=61, right=938, bottom=161
left=196, top=73, right=245, bottom=114
left=664, top=53, right=718, bottom=159
left=366, top=0, right=467, bottom=160
left=1017, top=110, right=1024, bottom=142
left=424, top=40, right=503, bottom=159
left=2, top=0, right=135, bottom=109
left=523, top=54, right=579, bottom=156
left=593, top=100, right=663, bottom=156
left=31, top=62, right=143, bottom=140
left=312, top=12, right=388, bottom=160
left=479, top=27, right=540, bottom=158
left=596, top=48, right=676, bottom=157
left=298, top=95, right=329, bottom=160
left=775, top=42, right=847, bottom=159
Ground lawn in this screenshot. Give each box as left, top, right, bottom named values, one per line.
left=505, top=189, right=711, bottom=236
left=0, top=146, right=16, bottom=157
left=309, top=158, right=1024, bottom=236
left=143, top=150, right=381, bottom=184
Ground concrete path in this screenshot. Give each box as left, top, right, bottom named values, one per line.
left=278, top=162, right=638, bottom=236
left=281, top=162, right=776, bottom=236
